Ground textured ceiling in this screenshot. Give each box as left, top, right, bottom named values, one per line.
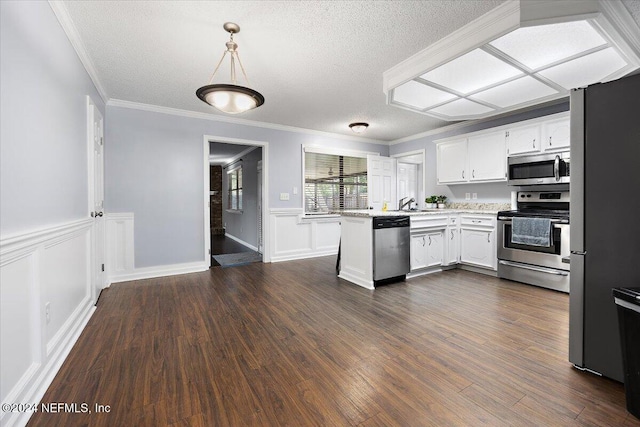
left=62, top=1, right=640, bottom=142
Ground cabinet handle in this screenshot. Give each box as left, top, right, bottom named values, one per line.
left=471, top=220, right=481, bottom=224
left=472, top=169, right=475, bottom=178
left=422, top=236, right=425, bottom=247
left=462, top=170, right=465, bottom=179
left=450, top=230, right=454, bottom=240
left=487, top=232, right=491, bottom=243
left=549, top=136, right=552, bottom=146
left=532, top=138, right=536, bottom=148
left=428, top=236, right=432, bottom=246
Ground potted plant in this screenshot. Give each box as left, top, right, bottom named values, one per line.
left=437, top=195, right=447, bottom=209
left=425, top=196, right=438, bottom=209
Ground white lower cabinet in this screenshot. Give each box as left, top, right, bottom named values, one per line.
left=459, top=214, right=497, bottom=270
left=445, top=227, right=459, bottom=265
left=411, top=230, right=444, bottom=270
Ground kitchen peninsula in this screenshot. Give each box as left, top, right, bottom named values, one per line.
left=338, top=204, right=509, bottom=289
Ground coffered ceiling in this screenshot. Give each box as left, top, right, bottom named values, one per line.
left=59, top=1, right=640, bottom=142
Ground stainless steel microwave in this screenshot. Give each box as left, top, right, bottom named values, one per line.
left=507, top=151, right=570, bottom=186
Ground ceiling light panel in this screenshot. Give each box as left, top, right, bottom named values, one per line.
left=471, top=76, right=558, bottom=108
left=490, top=21, right=608, bottom=70
left=537, top=47, right=628, bottom=90
left=429, top=98, right=494, bottom=117
left=392, top=80, right=457, bottom=109
left=420, top=48, right=523, bottom=95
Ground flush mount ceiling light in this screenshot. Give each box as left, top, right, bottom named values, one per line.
left=349, top=122, right=369, bottom=133
left=383, top=0, right=640, bottom=121
left=196, top=22, right=264, bottom=114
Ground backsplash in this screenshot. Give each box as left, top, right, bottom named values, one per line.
left=447, top=202, right=511, bottom=211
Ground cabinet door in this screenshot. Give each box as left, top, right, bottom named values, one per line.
left=411, top=234, right=428, bottom=270
left=506, top=124, right=541, bottom=156
left=437, top=139, right=467, bottom=184
left=468, top=131, right=506, bottom=182
left=460, top=229, right=496, bottom=270
left=426, top=231, right=444, bottom=267
left=445, top=227, right=459, bottom=265
left=542, top=116, right=570, bottom=151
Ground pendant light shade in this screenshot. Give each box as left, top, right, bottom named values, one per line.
left=196, top=22, right=264, bottom=114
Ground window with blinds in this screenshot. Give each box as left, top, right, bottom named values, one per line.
left=304, top=152, right=367, bottom=212
left=227, top=166, right=242, bottom=211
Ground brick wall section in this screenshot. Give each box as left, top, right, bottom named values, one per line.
left=210, top=165, right=224, bottom=235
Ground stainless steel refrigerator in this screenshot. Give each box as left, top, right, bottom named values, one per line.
left=569, top=73, right=640, bottom=382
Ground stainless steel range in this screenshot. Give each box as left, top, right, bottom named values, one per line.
left=497, top=191, right=570, bottom=293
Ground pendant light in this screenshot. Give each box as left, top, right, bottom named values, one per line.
left=196, top=22, right=265, bottom=114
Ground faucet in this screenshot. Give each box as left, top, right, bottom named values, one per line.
left=398, top=197, right=415, bottom=210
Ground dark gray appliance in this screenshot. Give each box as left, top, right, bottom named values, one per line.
left=569, top=73, right=640, bottom=383
left=372, top=216, right=410, bottom=284
left=497, top=191, right=570, bottom=293
left=507, top=151, right=570, bottom=186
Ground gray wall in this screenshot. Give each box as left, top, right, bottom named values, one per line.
left=390, top=102, right=569, bottom=203
left=221, top=147, right=262, bottom=247
left=0, top=1, right=105, bottom=236
left=105, top=106, right=389, bottom=268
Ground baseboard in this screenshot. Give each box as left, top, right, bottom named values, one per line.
left=270, top=249, right=338, bottom=263
left=109, top=261, right=209, bottom=284
left=458, top=264, right=498, bottom=276
left=224, top=233, right=259, bottom=252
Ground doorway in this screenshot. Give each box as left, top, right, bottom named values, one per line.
left=392, top=149, right=426, bottom=210
left=205, top=136, right=269, bottom=267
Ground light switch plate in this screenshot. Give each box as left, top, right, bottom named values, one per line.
left=472, top=193, right=478, bottom=200
left=280, top=193, right=290, bottom=201
left=293, top=187, right=298, bottom=195
left=465, top=193, right=471, bottom=200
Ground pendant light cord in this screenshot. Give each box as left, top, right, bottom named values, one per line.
left=207, top=31, right=251, bottom=86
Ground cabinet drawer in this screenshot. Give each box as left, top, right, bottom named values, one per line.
left=460, top=215, right=496, bottom=228
left=411, top=215, right=449, bottom=230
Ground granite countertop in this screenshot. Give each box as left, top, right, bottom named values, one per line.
left=336, top=202, right=510, bottom=218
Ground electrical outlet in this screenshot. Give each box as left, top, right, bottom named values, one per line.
left=280, top=193, right=290, bottom=201
left=293, top=187, right=298, bottom=195
left=45, top=302, right=51, bottom=324
left=465, top=193, right=471, bottom=200
left=472, top=193, right=478, bottom=200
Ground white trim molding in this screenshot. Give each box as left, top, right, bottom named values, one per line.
left=110, top=99, right=385, bottom=145
left=224, top=233, right=259, bottom=252
left=0, top=219, right=95, bottom=427
left=108, top=261, right=209, bottom=284
left=47, top=1, right=109, bottom=103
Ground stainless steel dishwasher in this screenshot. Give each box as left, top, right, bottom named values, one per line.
left=373, top=216, right=411, bottom=285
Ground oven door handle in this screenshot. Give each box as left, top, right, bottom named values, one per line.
left=499, top=260, right=569, bottom=276
left=554, top=155, right=560, bottom=181
left=498, top=216, right=568, bottom=224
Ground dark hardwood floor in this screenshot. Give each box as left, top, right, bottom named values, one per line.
left=27, top=257, right=639, bottom=426
left=211, top=234, right=254, bottom=255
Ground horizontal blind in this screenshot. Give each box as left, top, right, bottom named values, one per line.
left=305, top=152, right=367, bottom=212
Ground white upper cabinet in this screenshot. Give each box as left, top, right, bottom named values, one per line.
left=506, top=123, right=541, bottom=156
left=541, top=116, right=570, bottom=151
left=436, top=138, right=467, bottom=184
left=467, top=131, right=506, bottom=182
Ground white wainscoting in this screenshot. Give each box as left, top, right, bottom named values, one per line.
left=0, top=219, right=95, bottom=427
left=105, top=213, right=208, bottom=284
left=105, top=213, right=135, bottom=281
left=269, top=209, right=340, bottom=263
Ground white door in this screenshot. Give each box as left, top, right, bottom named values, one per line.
left=88, top=98, right=105, bottom=302
left=257, top=160, right=263, bottom=254
left=367, top=154, right=396, bottom=210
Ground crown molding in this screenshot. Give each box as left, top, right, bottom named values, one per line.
left=107, top=99, right=386, bottom=145
left=48, top=1, right=109, bottom=104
